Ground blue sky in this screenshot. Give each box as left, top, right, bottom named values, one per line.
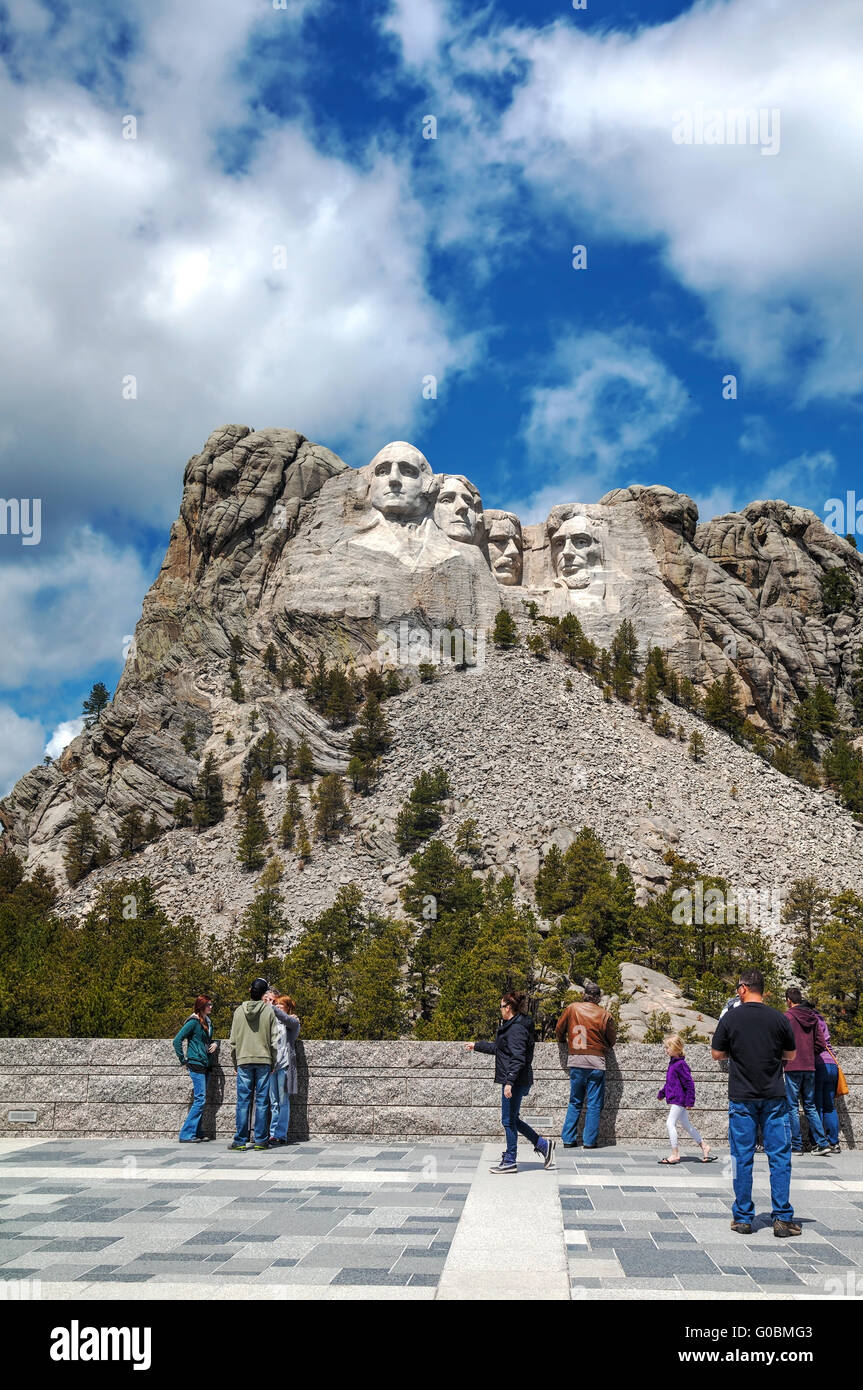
left=0, top=0, right=861, bottom=791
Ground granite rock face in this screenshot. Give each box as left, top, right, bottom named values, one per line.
left=2, top=427, right=862, bottom=932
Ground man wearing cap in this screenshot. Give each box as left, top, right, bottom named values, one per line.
left=228, top=978, right=280, bottom=1152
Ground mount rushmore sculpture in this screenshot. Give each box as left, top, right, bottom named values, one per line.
left=2, top=421, right=862, bottom=878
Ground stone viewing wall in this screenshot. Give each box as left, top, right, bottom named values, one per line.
left=0, top=1040, right=860, bottom=1144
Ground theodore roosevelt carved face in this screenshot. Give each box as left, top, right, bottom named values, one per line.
left=484, top=509, right=523, bottom=586
left=366, top=442, right=434, bottom=522
left=434, top=475, right=483, bottom=543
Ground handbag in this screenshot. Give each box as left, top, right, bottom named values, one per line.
left=826, top=1049, right=849, bottom=1097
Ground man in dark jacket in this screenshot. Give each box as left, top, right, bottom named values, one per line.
left=784, top=987, right=831, bottom=1155
left=466, top=993, right=556, bottom=1174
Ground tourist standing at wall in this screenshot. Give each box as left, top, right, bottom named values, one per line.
left=173, top=994, right=217, bottom=1143
left=657, top=1034, right=714, bottom=1165
left=784, top=987, right=832, bottom=1156
left=465, top=992, right=556, bottom=1174
left=555, top=982, right=617, bottom=1150
left=711, top=968, right=801, bottom=1237
left=810, top=1002, right=842, bottom=1154
left=228, top=978, right=279, bottom=1152
left=266, top=993, right=301, bottom=1147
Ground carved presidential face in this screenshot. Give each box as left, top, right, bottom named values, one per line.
left=367, top=443, right=432, bottom=522
left=486, top=513, right=523, bottom=586
left=550, top=514, right=604, bottom=589
left=434, top=476, right=482, bottom=543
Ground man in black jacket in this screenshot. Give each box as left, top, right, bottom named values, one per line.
left=466, top=992, right=556, bottom=1174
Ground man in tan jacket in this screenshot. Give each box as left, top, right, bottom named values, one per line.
left=556, top=982, right=617, bottom=1149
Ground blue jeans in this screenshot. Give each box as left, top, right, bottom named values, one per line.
left=234, top=1064, right=271, bottom=1145
left=728, top=1097, right=793, bottom=1224
left=179, top=1069, right=208, bottom=1141
left=814, top=1062, right=839, bottom=1147
left=561, top=1067, right=606, bottom=1147
left=785, top=1071, right=828, bottom=1150
left=501, top=1085, right=540, bottom=1163
left=269, top=1069, right=291, bottom=1142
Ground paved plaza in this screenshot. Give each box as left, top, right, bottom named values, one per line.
left=1, top=1137, right=862, bottom=1300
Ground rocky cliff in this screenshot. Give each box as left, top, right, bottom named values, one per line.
left=2, top=424, right=861, bottom=939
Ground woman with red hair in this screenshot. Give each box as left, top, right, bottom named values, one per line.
left=173, top=995, right=218, bottom=1143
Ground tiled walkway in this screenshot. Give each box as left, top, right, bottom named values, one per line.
left=1, top=1137, right=861, bottom=1299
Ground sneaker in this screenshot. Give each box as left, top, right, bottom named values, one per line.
left=773, top=1219, right=802, bottom=1238
left=490, top=1154, right=518, bottom=1174
left=583, top=1144, right=598, bottom=1150
left=562, top=1141, right=580, bottom=1149
left=537, top=1138, right=556, bottom=1169
left=268, top=1138, right=288, bottom=1147
left=730, top=1221, right=753, bottom=1234
left=813, top=1146, right=832, bottom=1156
left=252, top=1143, right=269, bottom=1151
left=228, top=1142, right=247, bottom=1151
left=831, top=1144, right=842, bottom=1154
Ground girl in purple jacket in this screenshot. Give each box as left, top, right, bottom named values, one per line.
left=657, top=1035, right=715, bottom=1164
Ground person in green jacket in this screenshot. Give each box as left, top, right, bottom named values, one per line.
left=173, top=995, right=217, bottom=1142
left=228, top=978, right=280, bottom=1151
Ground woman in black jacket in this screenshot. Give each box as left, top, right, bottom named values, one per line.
left=465, top=992, right=556, bottom=1174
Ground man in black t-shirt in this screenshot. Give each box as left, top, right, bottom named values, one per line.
left=711, top=967, right=799, bottom=1238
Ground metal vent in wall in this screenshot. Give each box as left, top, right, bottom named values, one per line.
left=7, top=1111, right=37, bottom=1123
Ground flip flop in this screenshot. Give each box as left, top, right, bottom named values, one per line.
left=701, top=1154, right=718, bottom=1163
left=658, top=1158, right=680, bottom=1165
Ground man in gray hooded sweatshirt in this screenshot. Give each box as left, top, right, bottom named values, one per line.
left=228, top=978, right=280, bottom=1151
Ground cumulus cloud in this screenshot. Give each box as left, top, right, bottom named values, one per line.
left=0, top=528, right=154, bottom=690
left=511, top=330, right=690, bottom=518
left=762, top=450, right=837, bottom=504
left=390, top=0, right=863, bottom=403
left=0, top=704, right=45, bottom=796
left=0, top=0, right=475, bottom=539
left=44, top=717, right=86, bottom=761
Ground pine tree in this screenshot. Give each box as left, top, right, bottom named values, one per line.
left=229, top=675, right=245, bottom=703
left=63, top=811, right=99, bottom=885
left=643, top=662, right=662, bottom=713
left=347, top=755, right=379, bottom=794
left=348, top=923, right=408, bottom=1038
left=238, top=857, right=287, bottom=963
left=783, top=876, right=830, bottom=981
left=454, top=818, right=482, bottom=859
left=688, top=730, right=706, bottom=763
left=293, top=737, right=315, bottom=783
left=144, top=814, right=161, bottom=843
left=192, top=754, right=225, bottom=829
left=82, top=682, right=110, bottom=727
left=297, top=820, right=311, bottom=864
left=492, top=609, right=519, bottom=649
left=173, top=798, right=192, bottom=828
left=703, top=669, right=745, bottom=737
left=314, top=774, right=350, bottom=841
left=348, top=696, right=391, bottom=765
left=237, top=788, right=269, bottom=871
left=180, top=720, right=197, bottom=756
left=394, top=769, right=453, bottom=855
left=119, top=810, right=145, bottom=858
left=820, top=566, right=855, bottom=615
left=279, top=784, right=302, bottom=848
left=263, top=643, right=278, bottom=674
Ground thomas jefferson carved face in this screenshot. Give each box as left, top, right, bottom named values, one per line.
left=434, top=475, right=482, bottom=543
left=366, top=442, right=433, bottom=522
left=550, top=514, right=604, bottom=589
left=485, top=510, right=523, bottom=586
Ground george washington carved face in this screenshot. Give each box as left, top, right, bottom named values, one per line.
left=484, top=509, right=523, bottom=586
left=365, top=442, right=434, bottom=523
left=548, top=513, right=605, bottom=589
left=434, top=475, right=483, bottom=543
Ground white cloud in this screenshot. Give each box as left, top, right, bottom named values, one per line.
left=738, top=414, right=773, bottom=457
left=0, top=528, right=153, bottom=689
left=391, top=0, right=863, bottom=403
left=511, top=330, right=690, bottom=518
left=0, top=0, right=476, bottom=536
left=762, top=450, right=836, bottom=503
left=381, top=0, right=449, bottom=68
left=44, top=717, right=85, bottom=761
left=0, top=704, right=45, bottom=796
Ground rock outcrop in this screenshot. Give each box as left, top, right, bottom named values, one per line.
left=2, top=426, right=862, bottom=937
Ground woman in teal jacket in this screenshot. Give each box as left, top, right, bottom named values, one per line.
left=173, top=995, right=217, bottom=1142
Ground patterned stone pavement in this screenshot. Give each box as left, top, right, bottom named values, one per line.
left=1, top=1137, right=861, bottom=1299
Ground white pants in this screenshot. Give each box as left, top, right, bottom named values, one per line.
left=667, top=1104, right=703, bottom=1148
